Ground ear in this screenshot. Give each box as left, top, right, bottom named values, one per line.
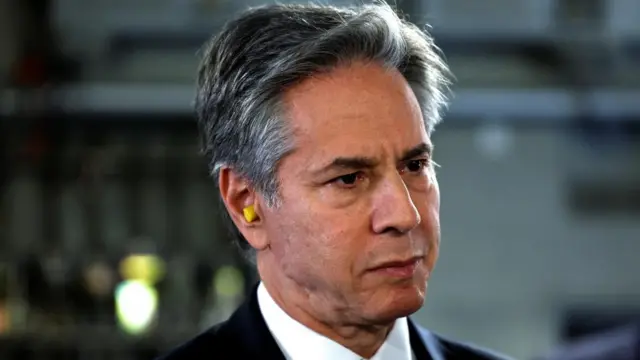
left=218, top=167, right=269, bottom=250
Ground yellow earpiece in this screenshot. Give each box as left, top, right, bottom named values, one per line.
left=243, top=204, right=258, bottom=223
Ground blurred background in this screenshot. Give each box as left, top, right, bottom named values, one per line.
left=0, top=0, right=639, bottom=359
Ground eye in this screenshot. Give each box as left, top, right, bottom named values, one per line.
left=331, top=172, right=364, bottom=188
left=400, top=159, right=430, bottom=174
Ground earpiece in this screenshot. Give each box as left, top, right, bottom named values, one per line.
left=243, top=204, right=258, bottom=223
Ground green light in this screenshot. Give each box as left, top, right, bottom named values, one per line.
left=115, top=280, right=158, bottom=335
left=214, top=266, right=244, bottom=297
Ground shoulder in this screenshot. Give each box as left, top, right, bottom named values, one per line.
left=157, top=284, right=286, bottom=360
left=412, top=322, right=514, bottom=360
left=435, top=334, right=514, bottom=360
left=155, top=322, right=236, bottom=360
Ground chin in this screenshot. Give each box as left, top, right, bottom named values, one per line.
left=368, top=284, right=426, bottom=323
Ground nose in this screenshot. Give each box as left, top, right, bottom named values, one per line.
left=371, top=173, right=421, bottom=235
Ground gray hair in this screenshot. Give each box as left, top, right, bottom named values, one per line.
left=195, top=2, right=451, bottom=259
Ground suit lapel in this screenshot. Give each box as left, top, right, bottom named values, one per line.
left=408, top=318, right=442, bottom=360
left=219, top=284, right=286, bottom=360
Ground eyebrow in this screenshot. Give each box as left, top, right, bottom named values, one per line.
left=311, top=142, right=433, bottom=176
left=311, top=157, right=379, bottom=177
left=400, top=142, right=433, bottom=162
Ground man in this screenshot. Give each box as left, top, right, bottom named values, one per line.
left=159, top=3, right=511, bottom=360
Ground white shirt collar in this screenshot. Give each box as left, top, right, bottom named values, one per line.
left=257, top=282, right=414, bottom=360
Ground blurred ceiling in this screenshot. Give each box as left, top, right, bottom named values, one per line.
left=2, top=0, right=640, bottom=121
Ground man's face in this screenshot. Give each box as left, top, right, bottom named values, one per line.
left=260, top=62, right=440, bottom=324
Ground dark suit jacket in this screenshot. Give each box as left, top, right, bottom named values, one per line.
left=158, top=285, right=511, bottom=360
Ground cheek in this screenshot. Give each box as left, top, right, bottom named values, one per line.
left=415, top=177, right=440, bottom=222
left=301, top=213, right=357, bottom=263
left=273, top=180, right=369, bottom=277
left=412, top=179, right=440, bottom=246
left=424, top=181, right=441, bottom=266
left=432, top=178, right=441, bottom=211
left=270, top=203, right=340, bottom=266
left=283, top=209, right=361, bottom=280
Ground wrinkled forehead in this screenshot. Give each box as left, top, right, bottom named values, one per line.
left=280, top=62, right=429, bottom=161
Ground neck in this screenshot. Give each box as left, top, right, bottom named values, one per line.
left=257, top=256, right=394, bottom=358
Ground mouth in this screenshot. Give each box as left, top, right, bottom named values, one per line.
left=368, top=256, right=423, bottom=278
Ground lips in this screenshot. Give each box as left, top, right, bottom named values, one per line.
left=369, top=256, right=422, bottom=278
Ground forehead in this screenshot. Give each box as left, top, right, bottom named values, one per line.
left=281, top=62, right=428, bottom=160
